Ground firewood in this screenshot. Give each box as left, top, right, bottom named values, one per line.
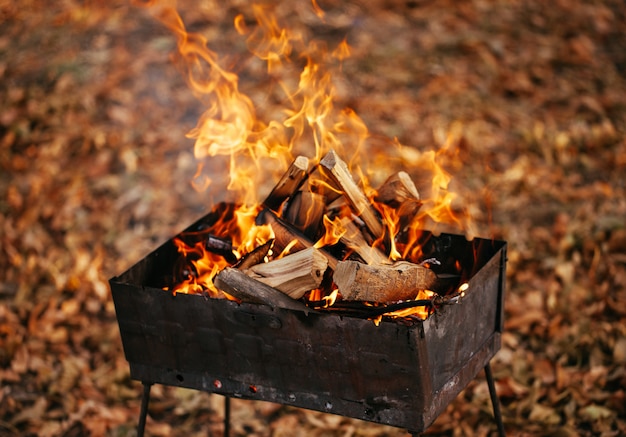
left=256, top=208, right=311, bottom=253
left=256, top=208, right=339, bottom=270
left=263, top=156, right=310, bottom=211
left=319, top=150, right=384, bottom=240
left=284, top=191, right=326, bottom=239
left=338, top=216, right=390, bottom=265
left=234, top=239, right=273, bottom=270
left=375, top=171, right=420, bottom=206
left=202, top=234, right=237, bottom=264
left=333, top=260, right=437, bottom=302
left=375, top=171, right=422, bottom=230
left=302, top=166, right=343, bottom=204
left=214, top=267, right=311, bottom=312
left=246, top=247, right=328, bottom=299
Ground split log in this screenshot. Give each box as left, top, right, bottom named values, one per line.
left=333, top=260, right=438, bottom=302
left=284, top=191, right=326, bottom=239
left=263, top=156, right=310, bottom=211
left=303, top=166, right=343, bottom=204
left=234, top=239, right=273, bottom=270
left=256, top=208, right=339, bottom=270
left=319, top=150, right=384, bottom=240
left=375, top=171, right=420, bottom=206
left=214, top=267, right=311, bottom=313
left=375, top=171, right=422, bottom=230
left=338, top=216, right=390, bottom=265
left=246, top=247, right=328, bottom=299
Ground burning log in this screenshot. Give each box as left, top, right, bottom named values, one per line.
left=263, top=156, right=310, bottom=211
left=245, top=247, right=328, bottom=299
left=256, top=208, right=339, bottom=269
left=257, top=208, right=312, bottom=253
left=234, top=239, right=274, bottom=270
left=338, top=217, right=389, bottom=265
left=284, top=191, right=326, bottom=239
left=375, top=171, right=422, bottom=230
left=333, top=260, right=437, bottom=302
left=319, top=150, right=384, bottom=240
left=197, top=234, right=238, bottom=264
left=213, top=267, right=311, bottom=312
left=303, top=166, right=343, bottom=204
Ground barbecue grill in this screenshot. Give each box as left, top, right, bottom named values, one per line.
left=110, top=209, right=507, bottom=436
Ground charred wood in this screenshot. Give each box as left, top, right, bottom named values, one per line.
left=284, top=191, right=326, bottom=239
left=263, top=156, right=310, bottom=211
left=234, top=239, right=274, bottom=270
left=256, top=208, right=339, bottom=270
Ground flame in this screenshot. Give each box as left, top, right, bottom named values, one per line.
left=168, top=238, right=224, bottom=296
left=167, top=203, right=273, bottom=295
left=140, top=2, right=475, bottom=320
left=382, top=289, right=435, bottom=320
left=314, top=214, right=346, bottom=248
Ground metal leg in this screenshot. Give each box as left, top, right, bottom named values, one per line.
left=224, top=396, right=231, bottom=437
left=484, top=363, right=506, bottom=437
left=137, top=382, right=152, bottom=437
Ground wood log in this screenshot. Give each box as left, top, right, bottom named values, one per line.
left=256, top=208, right=338, bottom=270
left=202, top=235, right=237, bottom=264
left=302, top=166, right=343, bottom=204
left=256, top=208, right=311, bottom=254
left=375, top=171, right=422, bottom=230
left=214, top=267, right=311, bottom=312
left=333, top=260, right=438, bottom=302
left=284, top=191, right=326, bottom=239
left=319, top=150, right=384, bottom=240
left=246, top=247, right=328, bottom=299
left=234, top=239, right=273, bottom=270
left=263, top=156, right=310, bottom=211
left=338, top=216, right=390, bottom=265
left=375, top=171, right=420, bottom=206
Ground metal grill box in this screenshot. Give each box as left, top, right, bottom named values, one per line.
left=110, top=214, right=506, bottom=433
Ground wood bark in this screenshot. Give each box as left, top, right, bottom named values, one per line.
left=333, top=260, right=437, bottom=302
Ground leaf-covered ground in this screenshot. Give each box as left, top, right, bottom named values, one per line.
left=1, top=1, right=625, bottom=436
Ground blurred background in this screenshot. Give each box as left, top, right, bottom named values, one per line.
left=1, top=0, right=625, bottom=435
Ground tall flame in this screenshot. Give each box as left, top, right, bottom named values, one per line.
left=139, top=1, right=475, bottom=317
left=139, top=0, right=371, bottom=206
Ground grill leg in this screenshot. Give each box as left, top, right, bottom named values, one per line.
left=137, top=382, right=152, bottom=437
left=224, top=396, right=231, bottom=437
left=484, top=363, right=506, bottom=437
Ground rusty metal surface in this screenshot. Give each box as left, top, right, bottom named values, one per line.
left=110, top=214, right=506, bottom=433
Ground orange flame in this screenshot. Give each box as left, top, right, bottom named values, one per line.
left=314, top=215, right=346, bottom=248
left=140, top=2, right=474, bottom=320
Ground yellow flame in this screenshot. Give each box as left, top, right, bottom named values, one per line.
left=143, top=2, right=475, bottom=315
left=314, top=214, right=346, bottom=248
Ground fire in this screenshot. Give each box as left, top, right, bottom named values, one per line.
left=140, top=1, right=474, bottom=320
left=314, top=215, right=346, bottom=248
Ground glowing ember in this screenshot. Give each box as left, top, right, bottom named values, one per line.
left=140, top=1, right=474, bottom=320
